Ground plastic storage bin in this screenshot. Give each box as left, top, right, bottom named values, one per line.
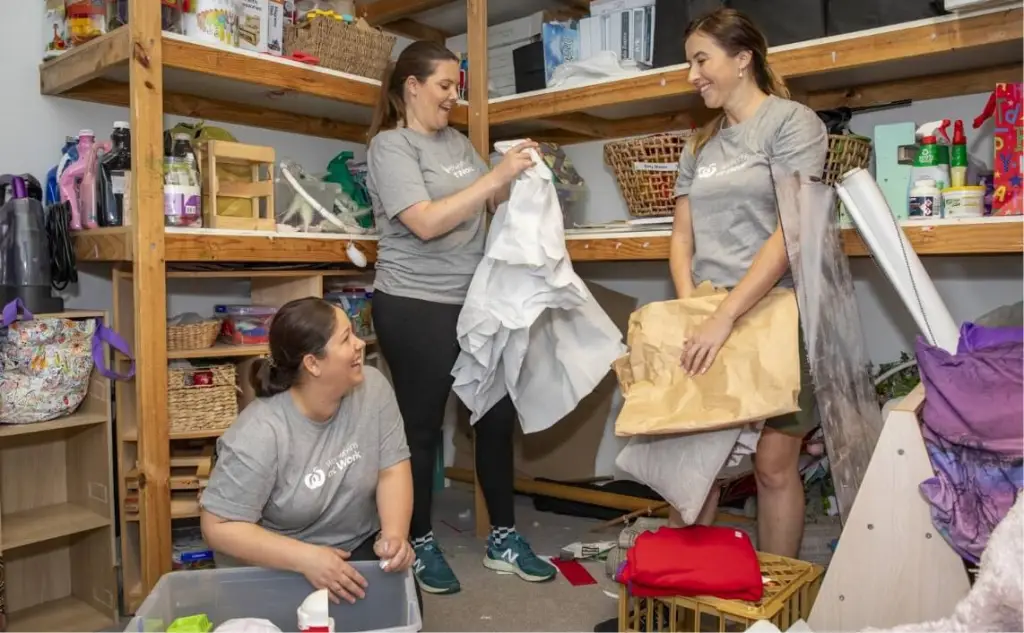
left=215, top=305, right=278, bottom=345
left=125, top=564, right=421, bottom=632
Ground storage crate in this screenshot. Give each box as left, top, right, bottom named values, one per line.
left=125, top=564, right=421, bottom=632
left=604, top=132, right=692, bottom=218
left=618, top=553, right=823, bottom=632
left=284, top=15, right=396, bottom=81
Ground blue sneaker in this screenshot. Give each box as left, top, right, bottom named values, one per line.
left=412, top=541, right=461, bottom=595
left=483, top=532, right=557, bottom=582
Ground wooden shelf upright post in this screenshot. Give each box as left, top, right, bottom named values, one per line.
left=467, top=0, right=490, bottom=539
left=128, top=0, right=172, bottom=593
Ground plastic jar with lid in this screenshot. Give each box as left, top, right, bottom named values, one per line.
left=941, top=186, right=986, bottom=218
left=909, top=178, right=942, bottom=219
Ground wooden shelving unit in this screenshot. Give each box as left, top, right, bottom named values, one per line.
left=40, top=0, right=1023, bottom=612
left=0, top=311, right=118, bottom=632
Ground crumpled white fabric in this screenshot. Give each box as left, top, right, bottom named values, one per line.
left=547, top=51, right=642, bottom=88
left=452, top=141, right=626, bottom=434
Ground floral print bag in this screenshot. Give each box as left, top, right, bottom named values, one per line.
left=0, top=298, right=135, bottom=424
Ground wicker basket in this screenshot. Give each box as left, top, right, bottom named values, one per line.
left=823, top=133, right=872, bottom=185
left=168, top=364, right=238, bottom=435
left=604, top=132, right=691, bottom=218
left=284, top=16, right=396, bottom=81
left=167, top=319, right=222, bottom=352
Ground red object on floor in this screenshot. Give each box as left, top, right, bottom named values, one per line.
left=619, top=526, right=763, bottom=601
left=550, top=557, right=597, bottom=586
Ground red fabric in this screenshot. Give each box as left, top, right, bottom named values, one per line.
left=550, top=558, right=597, bottom=586
left=619, top=526, right=763, bottom=602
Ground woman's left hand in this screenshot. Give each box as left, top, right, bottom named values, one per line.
left=681, top=312, right=735, bottom=375
left=374, top=535, right=415, bottom=573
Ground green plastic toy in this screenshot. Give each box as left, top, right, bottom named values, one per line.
left=325, top=151, right=373, bottom=229
left=166, top=614, right=214, bottom=633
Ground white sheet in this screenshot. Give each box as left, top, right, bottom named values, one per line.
left=451, top=142, right=626, bottom=434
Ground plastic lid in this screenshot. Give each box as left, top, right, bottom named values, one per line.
left=79, top=129, right=95, bottom=136
left=914, top=179, right=936, bottom=187
left=173, top=133, right=192, bottom=140
left=114, top=121, right=130, bottom=129
left=941, top=186, right=985, bottom=194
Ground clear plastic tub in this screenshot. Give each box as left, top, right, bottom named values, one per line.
left=125, top=564, right=421, bottom=632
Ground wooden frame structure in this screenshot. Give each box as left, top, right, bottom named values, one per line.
left=38, top=0, right=1023, bottom=614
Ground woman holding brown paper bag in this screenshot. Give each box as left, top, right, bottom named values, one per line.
left=667, top=8, right=827, bottom=558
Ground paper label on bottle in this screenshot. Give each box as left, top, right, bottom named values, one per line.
left=164, top=185, right=202, bottom=225
left=908, top=195, right=940, bottom=218
left=111, top=170, right=128, bottom=195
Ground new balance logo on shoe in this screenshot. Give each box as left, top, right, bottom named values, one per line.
left=499, top=548, right=519, bottom=566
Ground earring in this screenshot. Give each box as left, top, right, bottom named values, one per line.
left=738, top=68, right=744, bottom=78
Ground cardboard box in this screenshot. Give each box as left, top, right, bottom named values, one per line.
left=238, top=0, right=284, bottom=55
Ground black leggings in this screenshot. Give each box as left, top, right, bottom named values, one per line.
left=372, top=290, right=516, bottom=539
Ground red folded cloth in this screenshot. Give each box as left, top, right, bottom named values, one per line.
left=619, top=526, right=763, bottom=602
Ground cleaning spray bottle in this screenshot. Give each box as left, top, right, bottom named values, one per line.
left=908, top=119, right=952, bottom=218
left=296, top=588, right=335, bottom=633
left=949, top=119, right=968, bottom=188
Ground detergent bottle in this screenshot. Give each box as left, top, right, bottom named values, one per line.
left=908, top=119, right=951, bottom=217
left=949, top=119, right=968, bottom=189
left=297, top=588, right=335, bottom=633
left=46, top=136, right=79, bottom=206
left=80, top=133, right=113, bottom=230
left=58, top=130, right=97, bottom=230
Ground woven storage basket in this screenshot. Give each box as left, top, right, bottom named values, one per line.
left=168, top=364, right=238, bottom=435
left=284, top=16, right=396, bottom=81
left=167, top=319, right=222, bottom=352
left=604, top=132, right=691, bottom=218
left=823, top=133, right=872, bottom=185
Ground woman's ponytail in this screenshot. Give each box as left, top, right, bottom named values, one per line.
left=251, top=357, right=291, bottom=398
left=368, top=61, right=400, bottom=142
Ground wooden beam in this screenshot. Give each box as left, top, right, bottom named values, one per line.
left=65, top=78, right=370, bottom=143
left=39, top=26, right=129, bottom=95
left=467, top=0, right=490, bottom=540
left=128, top=0, right=171, bottom=596
left=163, top=233, right=379, bottom=263
left=538, top=113, right=613, bottom=138
left=805, top=63, right=1022, bottom=111
left=384, top=18, right=449, bottom=43
left=356, top=0, right=453, bottom=25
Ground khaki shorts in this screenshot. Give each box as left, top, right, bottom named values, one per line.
left=765, top=327, right=818, bottom=438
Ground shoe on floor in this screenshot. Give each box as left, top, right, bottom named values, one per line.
left=483, top=532, right=557, bottom=582
left=412, top=541, right=461, bottom=595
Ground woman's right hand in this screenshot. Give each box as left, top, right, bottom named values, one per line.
left=299, top=544, right=368, bottom=604
left=492, top=140, right=539, bottom=185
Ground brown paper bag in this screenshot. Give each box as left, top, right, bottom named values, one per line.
left=613, top=282, right=801, bottom=437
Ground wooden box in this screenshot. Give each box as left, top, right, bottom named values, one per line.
left=196, top=140, right=276, bottom=231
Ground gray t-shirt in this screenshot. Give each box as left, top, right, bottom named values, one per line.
left=367, top=127, right=490, bottom=305
left=200, top=366, right=410, bottom=557
left=674, top=95, right=827, bottom=289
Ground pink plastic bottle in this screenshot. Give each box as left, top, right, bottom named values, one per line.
left=58, top=130, right=96, bottom=230
left=80, top=136, right=112, bottom=229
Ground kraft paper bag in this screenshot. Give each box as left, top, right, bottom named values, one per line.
left=613, top=282, right=801, bottom=437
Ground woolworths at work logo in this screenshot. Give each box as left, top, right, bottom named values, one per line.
left=304, top=443, right=363, bottom=490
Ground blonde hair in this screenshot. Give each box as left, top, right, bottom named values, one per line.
left=685, top=8, right=790, bottom=155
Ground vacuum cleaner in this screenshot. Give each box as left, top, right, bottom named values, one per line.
left=0, top=175, right=63, bottom=314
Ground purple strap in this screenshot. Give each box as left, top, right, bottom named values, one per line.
left=2, top=299, right=135, bottom=381
left=1, top=298, right=32, bottom=327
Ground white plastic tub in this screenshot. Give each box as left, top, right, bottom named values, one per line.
left=941, top=186, right=986, bottom=218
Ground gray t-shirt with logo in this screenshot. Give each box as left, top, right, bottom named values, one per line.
left=674, top=95, right=828, bottom=289
left=367, top=127, right=490, bottom=305
left=200, top=366, right=410, bottom=557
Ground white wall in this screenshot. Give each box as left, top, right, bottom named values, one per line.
left=4, top=7, right=1020, bottom=478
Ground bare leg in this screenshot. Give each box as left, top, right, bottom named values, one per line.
left=668, top=484, right=721, bottom=527
left=754, top=427, right=805, bottom=557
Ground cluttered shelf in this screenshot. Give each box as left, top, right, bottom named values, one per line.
left=488, top=6, right=1023, bottom=127
left=39, top=29, right=468, bottom=143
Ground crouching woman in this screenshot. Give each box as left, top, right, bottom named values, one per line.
left=200, top=297, right=416, bottom=606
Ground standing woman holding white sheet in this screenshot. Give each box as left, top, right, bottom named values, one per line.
left=364, top=40, right=557, bottom=596
left=668, top=9, right=828, bottom=558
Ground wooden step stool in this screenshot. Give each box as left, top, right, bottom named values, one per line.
left=197, top=140, right=276, bottom=231
left=619, top=552, right=824, bottom=632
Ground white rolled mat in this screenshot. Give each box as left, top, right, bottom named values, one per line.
left=835, top=167, right=959, bottom=354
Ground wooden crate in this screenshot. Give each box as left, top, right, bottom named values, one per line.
left=619, top=553, right=824, bottom=632
left=197, top=140, right=276, bottom=231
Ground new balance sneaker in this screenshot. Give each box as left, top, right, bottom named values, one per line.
left=483, top=532, right=557, bottom=582
left=412, top=541, right=461, bottom=595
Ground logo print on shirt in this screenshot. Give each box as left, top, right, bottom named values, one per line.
left=695, top=153, right=755, bottom=180
left=303, top=442, right=363, bottom=490
left=442, top=159, right=476, bottom=179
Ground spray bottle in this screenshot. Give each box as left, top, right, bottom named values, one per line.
left=297, top=588, right=335, bottom=633
left=908, top=119, right=951, bottom=217
left=949, top=119, right=968, bottom=188
left=58, top=130, right=97, bottom=230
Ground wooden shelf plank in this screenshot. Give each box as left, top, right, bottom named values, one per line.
left=0, top=413, right=107, bottom=440
left=7, top=596, right=113, bottom=633
left=164, top=229, right=380, bottom=263
left=168, top=343, right=269, bottom=360
left=1, top=502, right=110, bottom=551
left=123, top=428, right=227, bottom=442
left=489, top=7, right=1023, bottom=124
left=566, top=218, right=1024, bottom=261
